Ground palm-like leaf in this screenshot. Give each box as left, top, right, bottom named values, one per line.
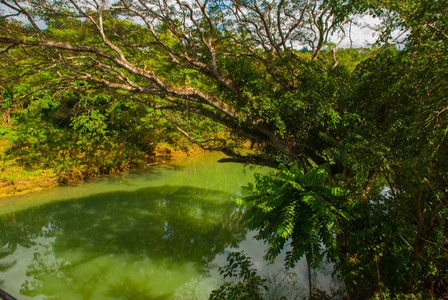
left=241, top=163, right=350, bottom=268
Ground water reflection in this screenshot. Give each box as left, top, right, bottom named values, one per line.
left=0, top=185, right=247, bottom=299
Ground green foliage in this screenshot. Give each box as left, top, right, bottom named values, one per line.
left=0, top=126, right=9, bottom=136
left=209, top=252, right=268, bottom=300
left=326, top=17, right=448, bottom=296
left=1, top=0, right=448, bottom=297
left=5, top=95, right=155, bottom=182
left=70, top=109, right=108, bottom=138
left=337, top=47, right=448, bottom=297
left=241, top=164, right=349, bottom=269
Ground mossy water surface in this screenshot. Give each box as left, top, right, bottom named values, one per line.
left=0, top=153, right=266, bottom=299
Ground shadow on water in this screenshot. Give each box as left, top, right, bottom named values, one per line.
left=0, top=185, right=248, bottom=300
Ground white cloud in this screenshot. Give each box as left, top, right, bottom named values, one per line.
left=331, top=14, right=408, bottom=49
left=330, top=15, right=382, bottom=48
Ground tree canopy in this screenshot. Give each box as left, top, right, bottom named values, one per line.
left=0, top=0, right=370, bottom=167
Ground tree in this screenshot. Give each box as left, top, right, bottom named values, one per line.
left=0, top=0, right=355, bottom=167
left=1, top=0, right=447, bottom=297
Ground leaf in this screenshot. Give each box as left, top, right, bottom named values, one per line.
left=303, top=165, right=329, bottom=185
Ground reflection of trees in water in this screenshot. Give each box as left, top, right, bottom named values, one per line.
left=52, top=185, right=247, bottom=264
left=0, top=210, right=58, bottom=289
left=0, top=248, right=15, bottom=286
left=0, top=186, right=247, bottom=299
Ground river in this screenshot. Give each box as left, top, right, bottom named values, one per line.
left=0, top=152, right=340, bottom=299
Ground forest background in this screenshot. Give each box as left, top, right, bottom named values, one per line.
left=1, top=0, right=448, bottom=298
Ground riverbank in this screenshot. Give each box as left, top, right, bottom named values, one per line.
left=0, top=151, right=245, bottom=216
left=0, top=137, right=205, bottom=199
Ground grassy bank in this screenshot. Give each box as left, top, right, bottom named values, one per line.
left=0, top=129, right=204, bottom=199
left=0, top=137, right=59, bottom=197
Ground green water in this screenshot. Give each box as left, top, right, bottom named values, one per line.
left=0, top=153, right=265, bottom=299
left=0, top=153, right=340, bottom=299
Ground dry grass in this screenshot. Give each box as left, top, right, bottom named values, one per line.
left=0, top=137, right=58, bottom=199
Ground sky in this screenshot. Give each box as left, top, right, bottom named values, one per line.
left=1, top=2, right=406, bottom=49
left=337, top=15, right=383, bottom=48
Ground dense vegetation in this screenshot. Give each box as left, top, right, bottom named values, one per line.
left=1, top=0, right=447, bottom=298
left=0, top=77, right=217, bottom=191
left=1, top=87, right=207, bottom=185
